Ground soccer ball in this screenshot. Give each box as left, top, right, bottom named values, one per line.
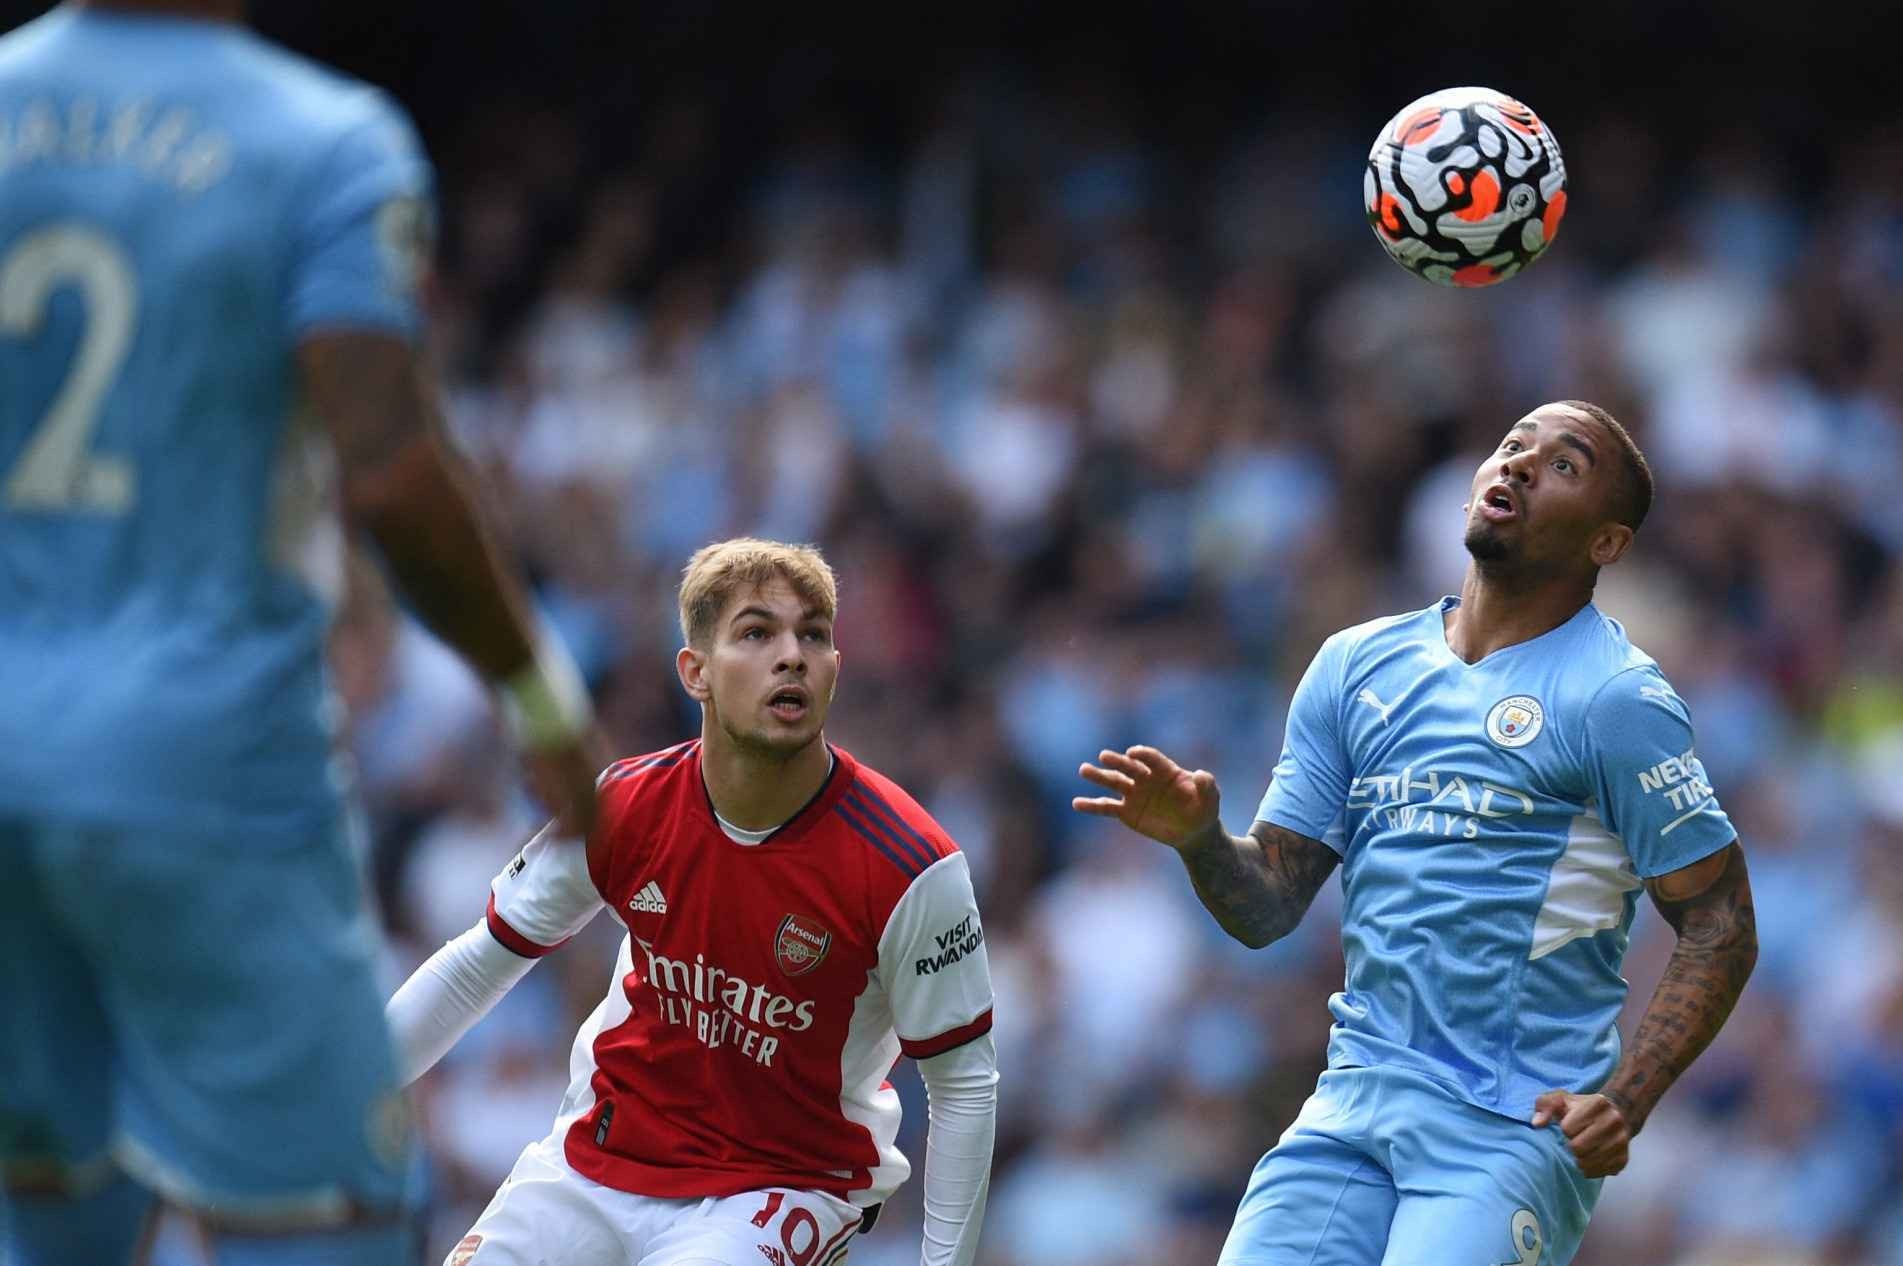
left=1364, top=86, right=1567, bottom=287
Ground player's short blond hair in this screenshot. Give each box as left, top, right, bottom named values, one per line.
left=678, top=539, right=839, bottom=648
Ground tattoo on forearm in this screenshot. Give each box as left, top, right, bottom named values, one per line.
left=1178, top=822, right=1338, bottom=948
left=1604, top=842, right=1756, bottom=1130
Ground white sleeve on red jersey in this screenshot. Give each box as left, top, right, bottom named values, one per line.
left=486, top=823, right=604, bottom=957
left=917, top=1034, right=998, bottom=1266
left=385, top=919, right=536, bottom=1085
left=878, top=851, right=994, bottom=1058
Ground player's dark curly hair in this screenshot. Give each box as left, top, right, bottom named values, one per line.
left=1559, top=399, right=1653, bottom=533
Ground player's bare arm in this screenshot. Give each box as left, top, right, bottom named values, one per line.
left=300, top=332, right=601, bottom=833
left=1075, top=745, right=1338, bottom=948
left=302, top=332, right=536, bottom=676
left=1533, top=840, right=1756, bottom=1178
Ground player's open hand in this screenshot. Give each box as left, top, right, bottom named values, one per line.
left=1532, top=1090, right=1631, bottom=1178
left=1073, top=745, right=1222, bottom=850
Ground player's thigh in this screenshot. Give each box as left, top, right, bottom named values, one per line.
left=1380, top=1094, right=1599, bottom=1266
left=447, top=1137, right=627, bottom=1266
left=0, top=819, right=116, bottom=1176
left=34, top=816, right=412, bottom=1215
left=639, top=1188, right=863, bottom=1266
left=1219, top=1107, right=1396, bottom=1266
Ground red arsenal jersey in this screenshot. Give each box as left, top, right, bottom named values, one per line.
left=481, top=741, right=994, bottom=1206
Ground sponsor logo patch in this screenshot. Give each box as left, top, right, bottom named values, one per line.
left=775, top=913, right=832, bottom=977
left=448, top=1233, right=483, bottom=1266
left=916, top=913, right=985, bottom=975
left=1486, top=694, right=1545, bottom=748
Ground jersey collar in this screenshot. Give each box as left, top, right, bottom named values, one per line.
left=695, top=743, right=858, bottom=848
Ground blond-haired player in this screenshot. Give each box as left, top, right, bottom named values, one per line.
left=388, top=539, right=998, bottom=1266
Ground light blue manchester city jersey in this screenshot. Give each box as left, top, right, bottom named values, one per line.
left=0, top=7, right=430, bottom=831
left=1258, top=597, right=1735, bottom=1119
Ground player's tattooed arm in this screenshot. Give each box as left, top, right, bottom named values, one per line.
left=1074, top=746, right=1339, bottom=948
left=1602, top=840, right=1757, bottom=1133
left=1178, top=821, right=1340, bottom=949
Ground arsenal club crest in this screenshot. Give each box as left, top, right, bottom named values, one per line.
left=775, top=913, right=832, bottom=977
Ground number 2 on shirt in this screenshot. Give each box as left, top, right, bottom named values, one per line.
left=1, top=225, right=139, bottom=514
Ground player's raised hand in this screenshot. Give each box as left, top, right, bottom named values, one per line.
left=1532, top=1090, right=1631, bottom=1178
left=1073, top=745, right=1222, bottom=850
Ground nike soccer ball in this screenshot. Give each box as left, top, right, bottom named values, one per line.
left=1364, top=86, right=1567, bottom=287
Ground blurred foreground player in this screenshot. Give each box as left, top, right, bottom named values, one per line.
left=1076, top=402, right=1757, bottom=1265
left=0, top=2, right=600, bottom=1263
left=387, top=539, right=998, bottom=1266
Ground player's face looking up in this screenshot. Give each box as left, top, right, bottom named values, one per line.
left=680, top=576, right=840, bottom=760
left=1463, top=404, right=1635, bottom=579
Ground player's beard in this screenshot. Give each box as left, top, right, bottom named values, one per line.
left=1464, top=517, right=1515, bottom=566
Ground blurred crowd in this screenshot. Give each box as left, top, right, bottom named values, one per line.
left=322, top=69, right=1901, bottom=1266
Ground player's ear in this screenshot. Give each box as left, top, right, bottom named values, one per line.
left=676, top=644, right=711, bottom=702
left=1589, top=521, right=1634, bottom=568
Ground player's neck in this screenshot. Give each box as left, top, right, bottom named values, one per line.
left=1446, top=567, right=1593, bottom=663
left=699, top=730, right=833, bottom=832
left=76, top=0, right=246, bottom=22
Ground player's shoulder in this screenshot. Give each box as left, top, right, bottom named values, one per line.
left=596, top=739, right=702, bottom=799
left=1328, top=601, right=1448, bottom=664
left=1567, top=607, right=1671, bottom=689
left=828, top=749, right=961, bottom=885
left=0, top=11, right=402, bottom=138
left=586, top=739, right=700, bottom=892
left=1563, top=608, right=1691, bottom=723
left=221, top=34, right=414, bottom=150
left=0, top=9, right=64, bottom=71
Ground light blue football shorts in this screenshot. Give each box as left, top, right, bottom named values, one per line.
left=1220, top=1064, right=1601, bottom=1266
left=0, top=816, right=412, bottom=1224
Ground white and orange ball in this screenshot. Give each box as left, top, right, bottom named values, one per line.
left=1365, top=86, right=1567, bottom=287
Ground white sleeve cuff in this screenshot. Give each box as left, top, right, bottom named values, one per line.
left=916, top=1034, right=998, bottom=1266
left=385, top=920, right=538, bottom=1085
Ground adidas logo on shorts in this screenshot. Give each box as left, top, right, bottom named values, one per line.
left=629, top=881, right=669, bottom=915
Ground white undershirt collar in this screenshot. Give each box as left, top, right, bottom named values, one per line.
left=712, top=751, right=835, bottom=846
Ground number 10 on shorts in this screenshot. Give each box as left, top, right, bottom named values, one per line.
left=749, top=1191, right=830, bottom=1266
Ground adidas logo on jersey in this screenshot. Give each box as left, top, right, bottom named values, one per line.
left=629, top=881, right=669, bottom=915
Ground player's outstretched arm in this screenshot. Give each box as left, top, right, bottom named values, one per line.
left=300, top=332, right=601, bottom=835
left=386, top=823, right=604, bottom=1083
left=385, top=918, right=539, bottom=1085
left=1533, top=840, right=1756, bottom=1177
left=1075, top=746, right=1338, bottom=948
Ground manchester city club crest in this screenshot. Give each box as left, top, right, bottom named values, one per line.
left=1486, top=695, right=1545, bottom=748
left=774, top=913, right=833, bottom=977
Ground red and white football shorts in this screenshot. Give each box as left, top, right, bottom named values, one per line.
left=445, top=1133, right=865, bottom=1266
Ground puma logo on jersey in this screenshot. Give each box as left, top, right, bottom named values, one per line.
left=1357, top=687, right=1399, bottom=725
left=1638, top=684, right=1675, bottom=706
left=628, top=881, right=668, bottom=915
